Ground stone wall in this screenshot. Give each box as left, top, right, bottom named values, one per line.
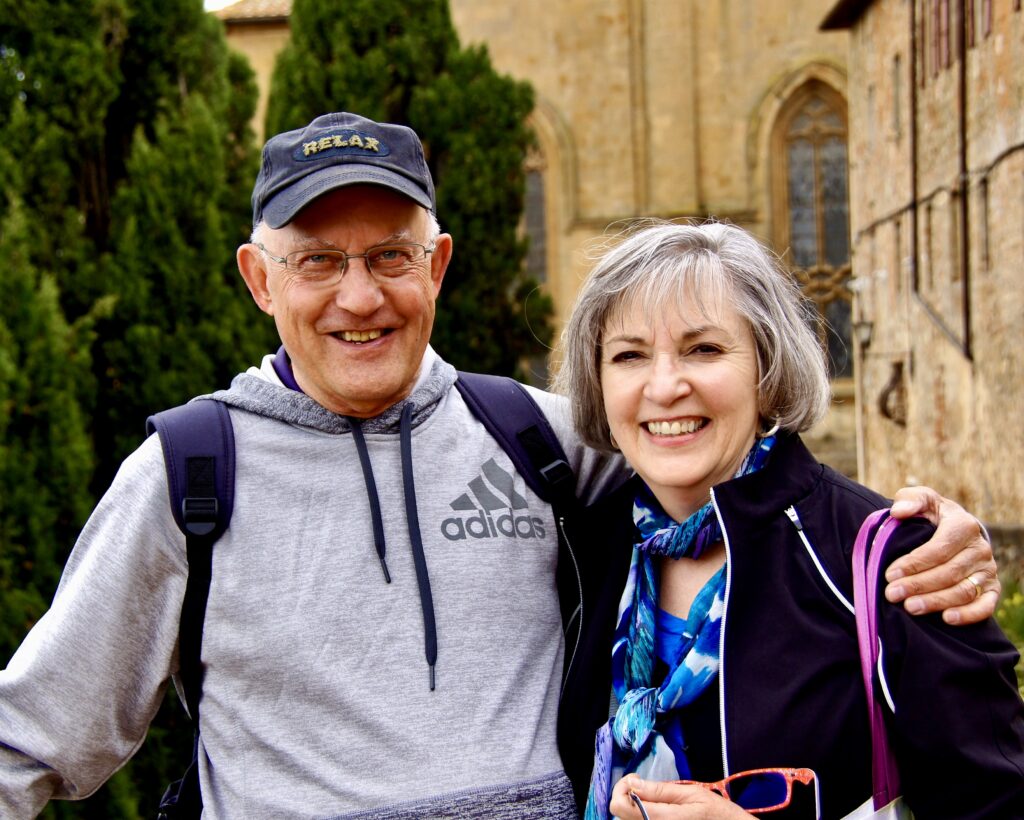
left=835, top=0, right=1024, bottom=541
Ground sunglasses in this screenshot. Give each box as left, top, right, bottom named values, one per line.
left=629, top=767, right=819, bottom=818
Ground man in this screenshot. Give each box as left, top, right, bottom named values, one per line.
left=0, top=112, right=1000, bottom=817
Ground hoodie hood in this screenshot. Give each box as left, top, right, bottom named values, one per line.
left=206, top=346, right=458, bottom=434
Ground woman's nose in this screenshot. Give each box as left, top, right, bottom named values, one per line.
left=643, top=355, right=691, bottom=405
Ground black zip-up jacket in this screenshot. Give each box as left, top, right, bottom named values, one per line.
left=557, top=434, right=1024, bottom=818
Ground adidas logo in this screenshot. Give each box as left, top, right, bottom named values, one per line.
left=440, top=458, right=547, bottom=541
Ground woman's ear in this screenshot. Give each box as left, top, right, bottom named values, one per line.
left=237, top=243, right=275, bottom=316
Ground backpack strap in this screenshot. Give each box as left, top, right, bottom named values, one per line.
left=454, top=372, right=576, bottom=510
left=146, top=399, right=235, bottom=720
left=147, top=399, right=234, bottom=819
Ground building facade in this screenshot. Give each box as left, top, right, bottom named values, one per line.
left=823, top=0, right=1024, bottom=547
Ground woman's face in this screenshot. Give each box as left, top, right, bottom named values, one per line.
left=600, top=295, right=761, bottom=521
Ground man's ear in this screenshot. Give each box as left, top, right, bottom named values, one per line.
left=429, top=233, right=453, bottom=297
left=237, top=244, right=275, bottom=316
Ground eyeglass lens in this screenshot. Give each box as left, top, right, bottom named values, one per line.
left=726, top=771, right=790, bottom=811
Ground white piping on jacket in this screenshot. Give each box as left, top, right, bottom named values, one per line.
left=710, top=488, right=732, bottom=779
left=785, top=506, right=854, bottom=614
left=786, top=505, right=896, bottom=714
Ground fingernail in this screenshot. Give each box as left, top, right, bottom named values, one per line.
left=945, top=610, right=962, bottom=625
left=906, top=597, right=925, bottom=614
left=885, top=583, right=905, bottom=602
left=890, top=500, right=914, bottom=516
left=885, top=566, right=905, bottom=581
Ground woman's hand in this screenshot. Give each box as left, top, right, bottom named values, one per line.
left=884, top=486, right=1000, bottom=624
left=609, top=775, right=753, bottom=819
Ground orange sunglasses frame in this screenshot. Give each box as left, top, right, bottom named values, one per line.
left=673, top=767, right=817, bottom=814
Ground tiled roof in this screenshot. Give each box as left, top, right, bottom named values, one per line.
left=214, top=0, right=292, bottom=22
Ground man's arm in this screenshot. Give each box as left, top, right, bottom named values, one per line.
left=884, top=486, right=999, bottom=625
left=0, top=437, right=185, bottom=813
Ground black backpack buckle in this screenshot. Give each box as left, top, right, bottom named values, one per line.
left=182, top=497, right=218, bottom=536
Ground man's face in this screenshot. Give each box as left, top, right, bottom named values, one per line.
left=239, top=185, right=452, bottom=417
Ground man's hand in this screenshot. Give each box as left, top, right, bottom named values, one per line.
left=884, top=486, right=1000, bottom=625
left=609, top=775, right=751, bottom=819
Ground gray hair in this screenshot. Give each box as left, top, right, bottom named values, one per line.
left=249, top=209, right=442, bottom=245
left=553, top=220, right=831, bottom=451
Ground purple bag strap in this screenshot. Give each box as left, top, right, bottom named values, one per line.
left=852, top=508, right=903, bottom=809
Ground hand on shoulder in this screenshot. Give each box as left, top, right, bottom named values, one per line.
left=884, top=486, right=999, bottom=625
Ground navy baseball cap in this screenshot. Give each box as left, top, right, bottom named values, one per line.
left=252, top=112, right=436, bottom=228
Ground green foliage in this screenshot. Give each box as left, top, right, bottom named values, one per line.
left=94, top=92, right=273, bottom=476
left=1, top=0, right=276, bottom=491
left=995, top=575, right=1024, bottom=696
left=0, top=191, right=97, bottom=665
left=266, top=0, right=552, bottom=377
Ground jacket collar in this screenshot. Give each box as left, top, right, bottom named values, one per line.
left=711, top=433, right=823, bottom=527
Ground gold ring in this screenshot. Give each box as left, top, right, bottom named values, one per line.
left=967, top=574, right=983, bottom=600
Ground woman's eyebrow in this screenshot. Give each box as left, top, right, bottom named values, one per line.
left=603, top=332, right=649, bottom=345
left=604, top=326, right=722, bottom=345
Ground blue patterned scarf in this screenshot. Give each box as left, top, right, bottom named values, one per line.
left=584, top=434, right=777, bottom=819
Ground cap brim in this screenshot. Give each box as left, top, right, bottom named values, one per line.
left=261, top=165, right=434, bottom=229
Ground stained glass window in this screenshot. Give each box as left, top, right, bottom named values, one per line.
left=779, top=87, right=853, bottom=379
left=524, top=169, right=547, bottom=284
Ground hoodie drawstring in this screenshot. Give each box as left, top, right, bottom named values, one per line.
left=347, top=407, right=438, bottom=690
left=349, top=420, right=392, bottom=584
left=400, top=403, right=438, bottom=690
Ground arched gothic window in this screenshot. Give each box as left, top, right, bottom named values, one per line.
left=522, top=145, right=550, bottom=386
left=772, top=82, right=853, bottom=379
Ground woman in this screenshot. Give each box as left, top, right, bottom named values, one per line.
left=554, top=221, right=1024, bottom=818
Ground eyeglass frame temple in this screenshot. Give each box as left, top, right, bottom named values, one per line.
left=629, top=791, right=651, bottom=820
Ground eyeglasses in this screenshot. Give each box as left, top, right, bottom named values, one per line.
left=674, top=768, right=817, bottom=814
left=627, top=768, right=818, bottom=819
left=256, top=242, right=435, bottom=286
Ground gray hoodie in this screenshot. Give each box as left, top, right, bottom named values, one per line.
left=0, top=347, right=628, bottom=818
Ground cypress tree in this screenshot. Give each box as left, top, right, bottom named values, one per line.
left=0, top=192, right=98, bottom=667
left=265, top=0, right=553, bottom=377
left=0, top=0, right=276, bottom=493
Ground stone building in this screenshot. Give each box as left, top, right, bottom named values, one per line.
left=822, top=0, right=1024, bottom=552
left=213, top=0, right=882, bottom=480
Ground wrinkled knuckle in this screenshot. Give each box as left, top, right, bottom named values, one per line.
left=946, top=549, right=976, bottom=576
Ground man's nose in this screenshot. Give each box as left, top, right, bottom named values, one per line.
left=334, top=257, right=385, bottom=314
left=643, top=355, right=691, bottom=405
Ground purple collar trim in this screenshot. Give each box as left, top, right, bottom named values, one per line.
left=271, top=345, right=304, bottom=393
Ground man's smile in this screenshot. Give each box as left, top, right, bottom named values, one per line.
left=334, top=329, right=386, bottom=343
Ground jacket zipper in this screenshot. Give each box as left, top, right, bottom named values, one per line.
left=710, top=488, right=732, bottom=778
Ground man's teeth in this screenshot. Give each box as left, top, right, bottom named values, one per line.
left=340, top=330, right=382, bottom=342
left=646, top=419, right=705, bottom=436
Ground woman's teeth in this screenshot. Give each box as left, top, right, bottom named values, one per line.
left=646, top=419, right=705, bottom=436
